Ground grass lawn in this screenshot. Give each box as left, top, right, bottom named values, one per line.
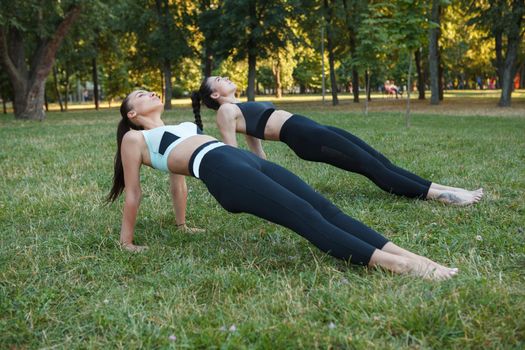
left=1, top=101, right=524, bottom=348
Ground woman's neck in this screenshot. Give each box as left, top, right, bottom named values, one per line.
left=139, top=113, right=165, bottom=130
left=219, top=94, right=241, bottom=104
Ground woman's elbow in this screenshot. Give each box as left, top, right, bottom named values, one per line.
left=125, top=188, right=142, bottom=202
left=171, top=184, right=187, bottom=197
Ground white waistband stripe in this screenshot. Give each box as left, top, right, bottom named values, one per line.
left=192, top=142, right=225, bottom=178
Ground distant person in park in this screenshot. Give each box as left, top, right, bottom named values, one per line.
left=476, top=76, right=483, bottom=90
left=107, top=89, right=459, bottom=280
left=384, top=80, right=402, bottom=98
left=191, top=76, right=483, bottom=206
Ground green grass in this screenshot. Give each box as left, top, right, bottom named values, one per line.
left=1, top=106, right=524, bottom=349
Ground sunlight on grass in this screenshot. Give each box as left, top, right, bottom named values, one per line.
left=5, top=89, right=523, bottom=113
left=1, top=106, right=524, bottom=348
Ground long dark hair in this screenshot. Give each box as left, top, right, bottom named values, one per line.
left=191, top=78, right=221, bottom=130
left=106, top=93, right=143, bottom=203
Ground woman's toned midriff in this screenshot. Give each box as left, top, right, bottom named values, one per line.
left=263, top=109, right=293, bottom=140
left=230, top=104, right=292, bottom=141
left=167, top=135, right=218, bottom=175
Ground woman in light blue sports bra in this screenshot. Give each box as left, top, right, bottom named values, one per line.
left=106, top=89, right=458, bottom=281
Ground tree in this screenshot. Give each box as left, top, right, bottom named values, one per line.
left=195, top=0, right=221, bottom=78
left=0, top=67, right=12, bottom=114
left=210, top=0, right=298, bottom=101
left=468, top=0, right=525, bottom=107
left=414, top=47, right=426, bottom=99
left=342, top=0, right=367, bottom=103
left=293, top=46, right=323, bottom=93
left=386, top=0, right=428, bottom=126
left=117, top=0, right=192, bottom=109
left=429, top=0, right=443, bottom=105
left=0, top=2, right=82, bottom=119
left=323, top=0, right=339, bottom=105
left=269, top=43, right=297, bottom=97
left=352, top=0, right=390, bottom=114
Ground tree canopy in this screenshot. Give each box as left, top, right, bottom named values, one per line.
left=1, top=0, right=523, bottom=118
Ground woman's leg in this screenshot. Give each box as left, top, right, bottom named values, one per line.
left=257, top=159, right=388, bottom=249
left=199, top=147, right=457, bottom=279
left=200, top=149, right=379, bottom=265
left=324, top=125, right=431, bottom=187
left=256, top=159, right=458, bottom=279
left=280, top=116, right=431, bottom=198
left=281, top=116, right=482, bottom=205
left=325, top=125, right=484, bottom=203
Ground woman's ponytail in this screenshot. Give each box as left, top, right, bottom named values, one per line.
left=106, top=94, right=142, bottom=204
left=191, top=91, right=203, bottom=130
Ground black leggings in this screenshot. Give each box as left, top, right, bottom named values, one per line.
left=280, top=115, right=432, bottom=198
left=198, top=146, right=389, bottom=265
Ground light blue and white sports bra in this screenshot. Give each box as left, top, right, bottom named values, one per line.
left=141, top=122, right=202, bottom=172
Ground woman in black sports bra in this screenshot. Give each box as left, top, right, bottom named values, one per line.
left=106, top=89, right=458, bottom=280
left=191, top=76, right=483, bottom=206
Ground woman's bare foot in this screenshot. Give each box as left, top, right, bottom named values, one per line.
left=430, top=183, right=484, bottom=199
left=406, top=258, right=458, bottom=280
left=369, top=250, right=458, bottom=281
left=120, top=242, right=149, bottom=252
left=427, top=187, right=483, bottom=206
left=436, top=190, right=482, bottom=205
left=381, top=242, right=457, bottom=277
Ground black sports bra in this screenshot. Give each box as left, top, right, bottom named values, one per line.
left=235, top=101, right=275, bottom=139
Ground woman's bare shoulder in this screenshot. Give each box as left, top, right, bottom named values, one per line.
left=122, top=129, right=144, bottom=142
left=217, top=103, right=239, bottom=116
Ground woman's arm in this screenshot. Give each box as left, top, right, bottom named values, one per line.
left=245, top=135, right=267, bottom=159
left=169, top=173, right=204, bottom=233
left=169, top=173, right=187, bottom=226
left=119, top=132, right=146, bottom=252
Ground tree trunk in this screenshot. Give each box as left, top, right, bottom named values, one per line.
left=365, top=69, right=371, bottom=101
left=438, top=59, right=444, bottom=100
left=246, top=1, right=257, bottom=101
left=406, top=53, right=413, bottom=128
left=428, top=0, right=440, bottom=105
left=498, top=37, right=520, bottom=107
left=247, top=51, right=256, bottom=101
left=160, top=69, right=164, bottom=103
left=364, top=69, right=370, bottom=116
left=323, top=0, right=338, bottom=106
left=272, top=57, right=282, bottom=98
left=520, top=62, right=525, bottom=89
left=342, top=0, right=359, bottom=103
left=321, top=27, right=326, bottom=104
left=351, top=69, right=359, bottom=103
left=495, top=31, right=503, bottom=89
left=163, top=60, right=172, bottom=110
left=203, top=44, right=213, bottom=78
left=154, top=0, right=173, bottom=110
left=44, top=90, right=48, bottom=112
left=498, top=0, right=524, bottom=107
left=53, top=66, right=64, bottom=112
left=64, top=69, right=69, bottom=111
left=415, top=48, right=425, bottom=100
left=326, top=34, right=338, bottom=105
left=199, top=0, right=213, bottom=78
left=12, top=80, right=47, bottom=119
left=92, top=57, right=99, bottom=110
left=1, top=90, right=6, bottom=114
left=0, top=6, right=81, bottom=119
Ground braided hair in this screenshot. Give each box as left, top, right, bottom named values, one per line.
left=191, top=78, right=221, bottom=130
